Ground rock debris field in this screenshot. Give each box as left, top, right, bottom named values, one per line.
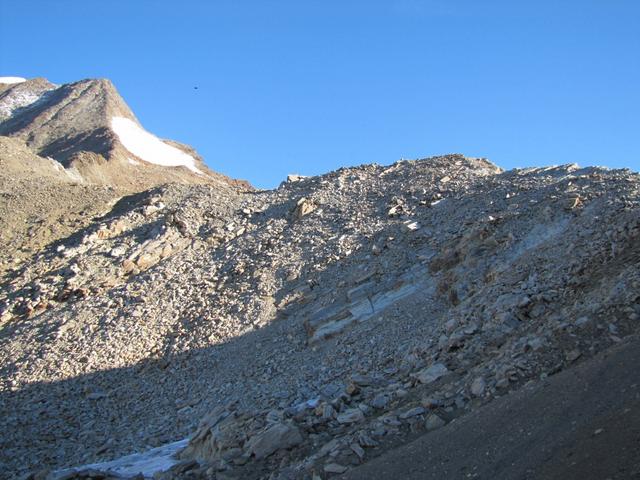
left=1, top=155, right=639, bottom=479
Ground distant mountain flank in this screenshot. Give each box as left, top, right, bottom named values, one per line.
left=0, top=76, right=249, bottom=190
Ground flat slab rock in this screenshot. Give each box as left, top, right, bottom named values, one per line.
left=413, top=363, right=449, bottom=384
left=245, top=422, right=303, bottom=460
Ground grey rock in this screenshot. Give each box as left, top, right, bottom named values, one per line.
left=575, top=316, right=591, bottom=327
left=357, top=431, right=379, bottom=448
left=425, top=414, right=446, bottom=431
left=414, top=363, right=449, bottom=384
left=371, top=393, right=390, bottom=410
left=394, top=388, right=409, bottom=398
left=337, top=408, right=365, bottom=424
left=350, top=373, right=373, bottom=386
left=566, top=349, right=582, bottom=363
left=421, top=397, right=442, bottom=409
left=324, top=463, right=348, bottom=474
left=318, top=438, right=342, bottom=458
left=350, top=442, right=365, bottom=460
left=245, top=422, right=303, bottom=460
left=470, top=377, right=486, bottom=397
left=399, top=406, right=425, bottom=419
left=320, top=404, right=337, bottom=421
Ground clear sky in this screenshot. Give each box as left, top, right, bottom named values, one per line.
left=1, top=1, right=639, bottom=188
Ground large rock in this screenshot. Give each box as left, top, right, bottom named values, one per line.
left=245, top=422, right=303, bottom=460
left=414, top=363, right=449, bottom=385
left=337, top=408, right=365, bottom=424
left=179, top=408, right=247, bottom=463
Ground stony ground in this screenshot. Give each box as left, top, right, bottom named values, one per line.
left=0, top=136, right=125, bottom=275
left=343, top=334, right=640, bottom=480
left=1, top=155, right=639, bottom=479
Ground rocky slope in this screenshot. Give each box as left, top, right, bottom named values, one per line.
left=0, top=135, right=127, bottom=273
left=0, top=153, right=638, bottom=479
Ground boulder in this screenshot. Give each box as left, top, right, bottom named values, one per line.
left=414, top=363, right=449, bottom=384
left=245, top=422, right=303, bottom=460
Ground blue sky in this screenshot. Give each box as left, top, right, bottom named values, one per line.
left=1, top=1, right=639, bottom=188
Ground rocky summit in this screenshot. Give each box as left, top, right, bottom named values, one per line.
left=1, top=77, right=639, bottom=480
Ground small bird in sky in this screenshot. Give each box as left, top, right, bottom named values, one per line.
left=194, top=86, right=199, bottom=90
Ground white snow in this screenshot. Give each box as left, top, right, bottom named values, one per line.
left=111, top=116, right=202, bottom=174
left=0, top=89, right=45, bottom=121
left=128, top=157, right=141, bottom=166
left=0, top=76, right=26, bottom=84
left=53, top=438, right=188, bottom=479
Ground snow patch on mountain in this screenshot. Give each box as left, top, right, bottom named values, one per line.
left=0, top=87, right=51, bottom=122
left=111, top=116, right=202, bottom=174
left=0, top=76, right=27, bottom=84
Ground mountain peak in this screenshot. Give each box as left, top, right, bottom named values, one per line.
left=0, top=76, right=246, bottom=190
